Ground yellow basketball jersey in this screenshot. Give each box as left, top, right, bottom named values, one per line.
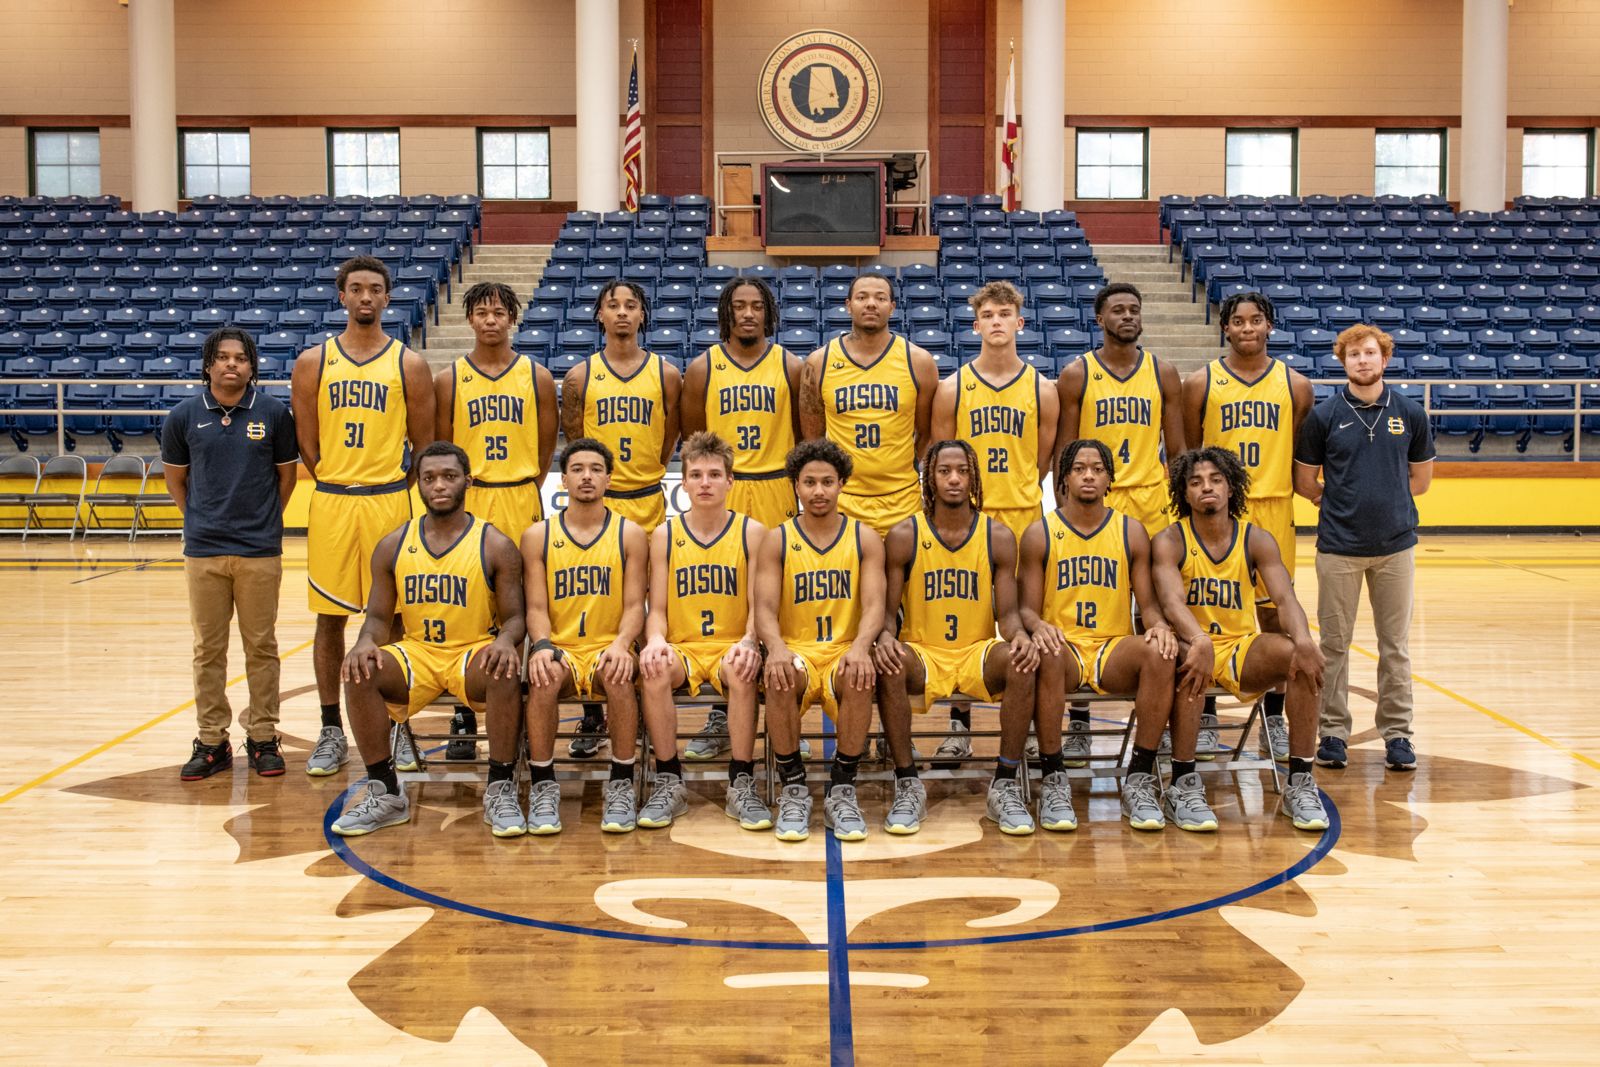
left=1040, top=507, right=1135, bottom=640
left=778, top=516, right=863, bottom=653
left=1076, top=349, right=1166, bottom=488
left=953, top=362, right=1041, bottom=510
left=583, top=351, right=668, bottom=491
left=820, top=334, right=920, bottom=497
left=665, top=512, right=750, bottom=644
left=393, top=515, right=496, bottom=650
left=900, top=512, right=996, bottom=649
left=1200, top=358, right=1294, bottom=499
left=1176, top=516, right=1258, bottom=639
left=705, top=343, right=796, bottom=477
left=545, top=509, right=626, bottom=652
left=314, top=337, right=409, bottom=486
left=452, top=353, right=540, bottom=485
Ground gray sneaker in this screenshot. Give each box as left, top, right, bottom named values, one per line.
left=1038, top=770, right=1078, bottom=831
left=331, top=779, right=410, bottom=837
left=1162, top=771, right=1219, bottom=832
left=1196, top=712, right=1221, bottom=761
left=305, top=725, right=348, bottom=777
left=774, top=782, right=812, bottom=841
left=392, top=724, right=419, bottom=772
left=601, top=778, right=637, bottom=833
left=1121, top=770, right=1166, bottom=831
left=1157, top=729, right=1172, bottom=756
left=985, top=778, right=1035, bottom=835
left=684, top=709, right=729, bottom=761
left=725, top=773, right=772, bottom=830
left=882, top=776, right=927, bottom=835
left=1280, top=771, right=1330, bottom=831
left=824, top=784, right=869, bottom=841
left=1024, top=725, right=1041, bottom=761
left=932, top=719, right=972, bottom=765
left=1264, top=714, right=1290, bottom=763
left=1062, top=719, right=1092, bottom=768
left=638, top=772, right=689, bottom=829
left=527, top=779, right=562, bottom=834
left=482, top=778, right=527, bottom=838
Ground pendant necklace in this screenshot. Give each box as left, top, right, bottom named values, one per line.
left=1342, top=391, right=1386, bottom=442
left=217, top=402, right=241, bottom=428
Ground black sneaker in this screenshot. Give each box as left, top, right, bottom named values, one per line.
left=1315, top=736, right=1348, bottom=769
left=447, top=706, right=478, bottom=761
left=181, top=738, right=233, bottom=781
left=246, top=736, right=286, bottom=777
left=567, top=706, right=608, bottom=759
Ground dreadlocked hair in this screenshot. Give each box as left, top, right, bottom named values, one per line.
left=1167, top=446, right=1251, bottom=520
left=462, top=280, right=522, bottom=322
left=920, top=439, right=984, bottom=520
left=716, top=276, right=778, bottom=343
left=1218, top=290, right=1276, bottom=331
left=1055, top=437, right=1116, bottom=490
left=592, top=279, right=652, bottom=334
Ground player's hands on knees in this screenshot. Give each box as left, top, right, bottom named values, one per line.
left=638, top=638, right=675, bottom=681
left=842, top=644, right=876, bottom=691
left=1288, top=637, right=1326, bottom=691
left=1009, top=629, right=1039, bottom=673
left=871, top=630, right=905, bottom=675
left=526, top=647, right=559, bottom=688
left=341, top=639, right=382, bottom=684
left=479, top=637, right=522, bottom=680
left=599, top=641, right=636, bottom=686
left=725, top=637, right=762, bottom=684
left=1178, top=637, right=1213, bottom=698
left=1144, top=623, right=1179, bottom=661
left=764, top=643, right=798, bottom=691
left=1031, top=621, right=1065, bottom=658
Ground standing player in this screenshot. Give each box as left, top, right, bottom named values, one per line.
left=800, top=272, right=938, bottom=538
left=873, top=441, right=1038, bottom=835
left=521, top=439, right=649, bottom=834
left=329, top=442, right=526, bottom=838
left=1181, top=290, right=1313, bottom=762
left=753, top=439, right=886, bottom=842
left=433, top=280, right=557, bottom=758
left=1150, top=447, right=1330, bottom=832
left=638, top=432, right=769, bottom=830
left=1021, top=440, right=1184, bottom=832
left=290, top=255, right=434, bottom=778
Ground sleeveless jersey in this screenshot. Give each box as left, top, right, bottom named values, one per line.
left=1077, top=349, right=1165, bottom=488
left=705, top=343, right=796, bottom=477
left=1176, top=517, right=1258, bottom=639
left=778, top=516, right=863, bottom=651
left=953, top=362, right=1041, bottom=510
left=1041, top=507, right=1135, bottom=641
left=583, top=351, right=667, bottom=492
left=315, top=337, right=409, bottom=486
left=665, top=512, right=750, bottom=645
left=820, top=334, right=920, bottom=497
left=1200, top=357, right=1294, bottom=499
left=900, top=512, right=996, bottom=649
left=452, top=353, right=539, bottom=485
left=544, top=508, right=626, bottom=651
left=393, top=515, right=496, bottom=649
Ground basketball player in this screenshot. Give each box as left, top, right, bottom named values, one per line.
left=1021, top=440, right=1184, bottom=832
left=638, top=432, right=769, bottom=830
left=329, top=442, right=526, bottom=838
left=873, top=441, right=1038, bottom=835
left=1181, top=290, right=1313, bottom=762
left=1054, top=282, right=1184, bottom=764
left=800, top=271, right=938, bottom=537
left=433, top=280, right=557, bottom=758
left=559, top=280, right=681, bottom=758
left=753, top=439, right=886, bottom=842
left=1150, top=447, right=1330, bottom=832
left=290, top=255, right=434, bottom=779
left=521, top=438, right=649, bottom=834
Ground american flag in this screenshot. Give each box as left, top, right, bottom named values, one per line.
left=622, top=43, right=643, bottom=211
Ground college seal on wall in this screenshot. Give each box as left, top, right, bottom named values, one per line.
left=758, top=30, right=883, bottom=152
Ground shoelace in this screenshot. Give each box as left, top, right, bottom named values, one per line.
left=311, top=730, right=343, bottom=760
left=889, top=782, right=922, bottom=816
left=1286, top=779, right=1321, bottom=810
left=1172, top=786, right=1211, bottom=816
left=1042, top=777, right=1071, bottom=807
left=993, top=782, right=1028, bottom=816
left=646, top=779, right=679, bottom=809
left=486, top=782, right=521, bottom=818
left=697, top=711, right=727, bottom=735
left=1127, top=777, right=1160, bottom=812
left=605, top=781, right=634, bottom=814
left=935, top=734, right=968, bottom=756
left=778, top=788, right=809, bottom=822
left=529, top=783, right=560, bottom=816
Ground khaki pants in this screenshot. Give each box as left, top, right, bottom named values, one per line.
left=1315, top=548, right=1415, bottom=742
left=185, top=555, right=283, bottom=744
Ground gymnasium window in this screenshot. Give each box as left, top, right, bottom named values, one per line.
left=1225, top=129, right=1296, bottom=197
left=1521, top=130, right=1594, bottom=198
left=1375, top=129, right=1445, bottom=197
left=30, top=129, right=100, bottom=197
left=1075, top=129, right=1147, bottom=199
left=478, top=129, right=552, bottom=200
left=180, top=130, right=251, bottom=198
left=328, top=129, right=401, bottom=197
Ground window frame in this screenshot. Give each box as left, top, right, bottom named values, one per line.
left=1520, top=128, right=1596, bottom=199
left=476, top=127, right=554, bottom=201
left=28, top=127, right=102, bottom=197
left=178, top=127, right=252, bottom=200
left=326, top=127, right=402, bottom=197
left=1374, top=127, right=1447, bottom=197
left=1073, top=127, right=1149, bottom=201
left=1224, top=127, right=1299, bottom=198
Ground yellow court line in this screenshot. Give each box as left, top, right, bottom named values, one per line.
left=0, top=637, right=315, bottom=807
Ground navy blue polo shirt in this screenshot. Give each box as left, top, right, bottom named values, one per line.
left=160, top=386, right=299, bottom=557
left=1295, top=385, right=1435, bottom=557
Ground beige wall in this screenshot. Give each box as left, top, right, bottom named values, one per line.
left=0, top=130, right=28, bottom=198
left=248, top=128, right=326, bottom=197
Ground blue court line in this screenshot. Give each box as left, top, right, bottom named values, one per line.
left=824, top=830, right=855, bottom=1066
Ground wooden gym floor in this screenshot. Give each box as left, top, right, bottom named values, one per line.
left=1, top=533, right=1598, bottom=1065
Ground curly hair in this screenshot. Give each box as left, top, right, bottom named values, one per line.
left=784, top=438, right=852, bottom=484
left=716, top=276, right=778, bottom=343
left=1219, top=290, right=1276, bottom=331
left=1167, top=446, right=1251, bottom=520
left=416, top=439, right=471, bottom=477
left=560, top=436, right=615, bottom=474
left=592, top=279, right=652, bottom=334
left=462, top=280, right=522, bottom=322
left=920, top=439, right=983, bottom=520
left=1333, top=322, right=1394, bottom=362
left=200, top=326, right=259, bottom=386
left=1054, top=437, right=1116, bottom=492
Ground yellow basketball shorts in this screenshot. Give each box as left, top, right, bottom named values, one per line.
left=780, top=641, right=850, bottom=718
left=839, top=482, right=921, bottom=539
left=466, top=480, right=543, bottom=543
left=1105, top=482, right=1171, bottom=540
left=1243, top=494, right=1296, bottom=601
left=907, top=639, right=1000, bottom=709
left=382, top=637, right=493, bottom=720
left=729, top=473, right=796, bottom=529
left=605, top=484, right=666, bottom=532
left=1064, top=634, right=1131, bottom=694
left=986, top=504, right=1042, bottom=546
left=1207, top=631, right=1264, bottom=699
left=307, top=482, right=412, bottom=615
left=559, top=645, right=618, bottom=699
left=674, top=641, right=734, bottom=696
